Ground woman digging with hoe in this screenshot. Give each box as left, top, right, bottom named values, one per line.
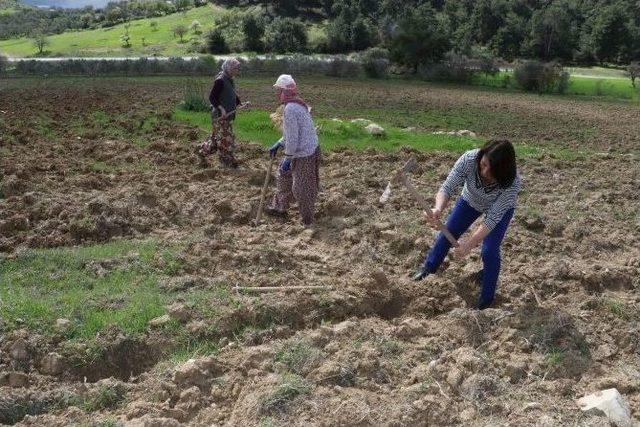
left=265, top=74, right=321, bottom=228
left=413, top=140, right=521, bottom=310
left=198, top=58, right=248, bottom=168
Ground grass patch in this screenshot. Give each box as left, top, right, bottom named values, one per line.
left=602, top=299, right=631, bottom=320
left=89, top=160, right=116, bottom=173
left=0, top=4, right=224, bottom=57
left=374, top=336, right=404, bottom=358
left=168, top=335, right=219, bottom=364
left=473, top=70, right=638, bottom=101
left=275, top=339, right=324, bottom=375
left=173, top=108, right=536, bottom=155
left=82, top=384, right=126, bottom=412
left=545, top=347, right=565, bottom=368
left=0, top=239, right=183, bottom=339
left=259, top=373, right=312, bottom=415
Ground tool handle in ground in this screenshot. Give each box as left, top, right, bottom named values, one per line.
left=401, top=175, right=459, bottom=247
left=254, top=156, right=276, bottom=226
left=233, top=285, right=334, bottom=292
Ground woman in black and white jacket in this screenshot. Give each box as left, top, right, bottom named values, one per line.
left=413, top=140, right=521, bottom=310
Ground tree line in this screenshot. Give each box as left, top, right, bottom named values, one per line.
left=213, top=0, right=640, bottom=65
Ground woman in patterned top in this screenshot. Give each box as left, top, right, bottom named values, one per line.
left=266, top=74, right=321, bottom=227
left=413, top=140, right=521, bottom=310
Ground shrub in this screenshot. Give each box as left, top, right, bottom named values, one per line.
left=0, top=53, right=7, bottom=77
left=190, top=20, right=202, bottom=35
left=472, top=48, right=500, bottom=76
left=206, top=28, right=229, bottom=54
left=259, top=373, right=311, bottom=415
left=173, top=24, right=188, bottom=43
left=360, top=47, right=390, bottom=78
left=242, top=13, right=264, bottom=53
left=627, top=62, right=640, bottom=88
left=325, top=57, right=362, bottom=78
left=264, top=18, right=307, bottom=54
left=180, top=79, right=210, bottom=112
left=418, top=53, right=473, bottom=83
left=514, top=60, right=570, bottom=93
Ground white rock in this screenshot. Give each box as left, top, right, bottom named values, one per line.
left=457, top=129, right=477, bottom=138
left=10, top=339, right=29, bottom=361
left=40, top=352, right=65, bottom=376
left=55, top=318, right=72, bottom=333
left=332, top=320, right=356, bottom=335
left=167, top=303, right=190, bottom=323
left=173, top=359, right=208, bottom=388
left=6, top=372, right=29, bottom=387
left=331, top=118, right=343, bottom=123
left=365, top=123, right=385, bottom=135
left=351, top=118, right=372, bottom=126
left=576, top=388, right=634, bottom=427
left=149, top=314, right=171, bottom=327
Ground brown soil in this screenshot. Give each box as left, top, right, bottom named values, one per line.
left=0, top=77, right=639, bottom=426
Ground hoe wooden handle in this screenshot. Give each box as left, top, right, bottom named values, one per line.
left=254, top=156, right=276, bottom=226
left=401, top=175, right=459, bottom=247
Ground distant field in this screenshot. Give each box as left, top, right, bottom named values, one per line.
left=0, top=4, right=223, bottom=57
left=473, top=70, right=638, bottom=101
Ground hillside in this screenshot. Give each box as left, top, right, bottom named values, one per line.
left=0, top=4, right=222, bottom=57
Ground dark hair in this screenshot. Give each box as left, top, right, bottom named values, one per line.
left=477, top=139, right=517, bottom=188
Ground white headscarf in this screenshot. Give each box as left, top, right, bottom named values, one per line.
left=221, top=58, right=240, bottom=75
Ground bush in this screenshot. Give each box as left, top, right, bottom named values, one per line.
left=472, top=48, right=500, bottom=76
left=173, top=24, right=188, bottom=43
left=325, top=57, right=362, bottom=78
left=514, top=60, right=570, bottom=93
left=418, top=52, right=473, bottom=83
left=360, top=47, right=390, bottom=78
left=242, top=13, right=264, bottom=53
left=0, top=54, right=7, bottom=77
left=264, top=18, right=307, bottom=54
left=180, top=79, right=210, bottom=112
left=206, top=28, right=229, bottom=54
left=627, top=62, right=640, bottom=87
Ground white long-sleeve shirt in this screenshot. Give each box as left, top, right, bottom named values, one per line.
left=283, top=102, right=319, bottom=158
left=440, top=149, right=521, bottom=230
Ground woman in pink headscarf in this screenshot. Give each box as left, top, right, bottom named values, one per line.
left=266, top=74, right=321, bottom=227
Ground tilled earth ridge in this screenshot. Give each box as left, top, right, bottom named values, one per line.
left=0, top=78, right=639, bottom=426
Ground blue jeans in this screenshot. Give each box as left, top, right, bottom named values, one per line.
left=423, top=198, right=514, bottom=309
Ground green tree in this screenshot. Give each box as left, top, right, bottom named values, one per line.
left=206, top=28, right=229, bottom=54
left=32, top=33, right=49, bottom=55
left=173, top=24, right=188, bottom=43
left=264, top=18, right=307, bottom=53
left=525, top=3, right=576, bottom=61
left=242, top=13, right=264, bottom=52
left=351, top=15, right=374, bottom=51
left=175, top=0, right=192, bottom=11
left=388, top=3, right=451, bottom=71
left=190, top=20, right=202, bottom=35
left=587, top=3, right=633, bottom=63
left=627, top=62, right=640, bottom=87
left=120, top=22, right=131, bottom=48
left=470, top=0, right=506, bottom=44
left=490, top=12, right=526, bottom=61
